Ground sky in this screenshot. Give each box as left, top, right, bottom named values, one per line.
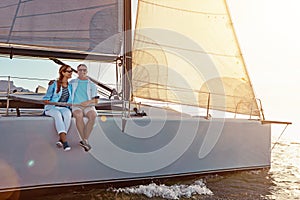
left=227, top=0, right=299, bottom=140
left=0, top=0, right=298, bottom=141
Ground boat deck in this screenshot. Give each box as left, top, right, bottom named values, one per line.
left=0, top=93, right=194, bottom=119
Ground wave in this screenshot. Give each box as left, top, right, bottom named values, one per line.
left=110, top=180, right=213, bottom=199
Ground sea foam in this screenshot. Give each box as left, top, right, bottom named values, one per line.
left=111, top=179, right=213, bottom=199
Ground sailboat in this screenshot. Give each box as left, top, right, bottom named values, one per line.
left=0, top=0, right=291, bottom=196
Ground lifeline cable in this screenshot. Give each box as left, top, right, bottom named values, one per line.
left=271, top=124, right=290, bottom=150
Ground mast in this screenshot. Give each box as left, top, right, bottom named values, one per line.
left=123, top=0, right=132, bottom=101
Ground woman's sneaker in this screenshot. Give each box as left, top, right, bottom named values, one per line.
left=62, top=141, right=71, bottom=151
left=79, top=141, right=91, bottom=152
left=56, top=140, right=63, bottom=148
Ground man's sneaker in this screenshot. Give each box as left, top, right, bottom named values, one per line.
left=56, top=140, right=63, bottom=148
left=79, top=141, right=91, bottom=152
left=63, top=141, right=71, bottom=151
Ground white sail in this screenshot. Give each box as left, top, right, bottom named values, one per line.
left=132, top=0, right=259, bottom=116
left=0, top=0, right=260, bottom=116
left=0, top=0, right=123, bottom=58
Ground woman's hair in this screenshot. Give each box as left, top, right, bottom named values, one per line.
left=56, top=65, right=71, bottom=93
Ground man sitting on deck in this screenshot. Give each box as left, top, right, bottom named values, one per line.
left=70, top=64, right=99, bottom=152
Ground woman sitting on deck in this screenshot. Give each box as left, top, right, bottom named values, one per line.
left=43, top=65, right=73, bottom=151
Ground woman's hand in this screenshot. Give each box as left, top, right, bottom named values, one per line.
left=43, top=100, right=50, bottom=104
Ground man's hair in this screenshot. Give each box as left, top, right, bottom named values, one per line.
left=77, top=64, right=87, bottom=69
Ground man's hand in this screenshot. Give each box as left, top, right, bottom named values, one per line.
left=80, top=101, right=91, bottom=107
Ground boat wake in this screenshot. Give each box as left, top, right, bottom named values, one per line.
left=110, top=180, right=213, bottom=199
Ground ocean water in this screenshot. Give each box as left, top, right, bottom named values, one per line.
left=15, top=134, right=300, bottom=200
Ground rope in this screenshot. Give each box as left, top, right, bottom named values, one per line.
left=0, top=76, right=50, bottom=81
left=271, top=124, right=290, bottom=150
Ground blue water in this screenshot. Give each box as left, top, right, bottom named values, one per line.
left=17, top=135, right=300, bottom=200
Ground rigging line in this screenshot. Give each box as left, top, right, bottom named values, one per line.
left=133, top=86, right=256, bottom=101
left=12, top=29, right=91, bottom=33
left=134, top=39, right=239, bottom=58
left=96, top=63, right=101, bottom=82
left=133, top=79, right=255, bottom=99
left=7, top=35, right=90, bottom=42
left=17, top=3, right=117, bottom=18
left=7, top=0, right=22, bottom=43
left=133, top=96, right=257, bottom=112
left=271, top=124, right=290, bottom=150
left=140, top=0, right=226, bottom=16
left=124, top=60, right=134, bottom=102
left=21, top=0, right=34, bottom=2
left=0, top=2, right=18, bottom=9
left=98, top=90, right=110, bottom=98
left=9, top=76, right=50, bottom=81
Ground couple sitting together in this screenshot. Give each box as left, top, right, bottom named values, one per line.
left=43, top=64, right=98, bottom=152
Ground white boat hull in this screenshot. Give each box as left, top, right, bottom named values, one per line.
left=0, top=108, right=271, bottom=193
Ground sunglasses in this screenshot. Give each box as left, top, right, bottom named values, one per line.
left=65, top=70, right=73, bottom=73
